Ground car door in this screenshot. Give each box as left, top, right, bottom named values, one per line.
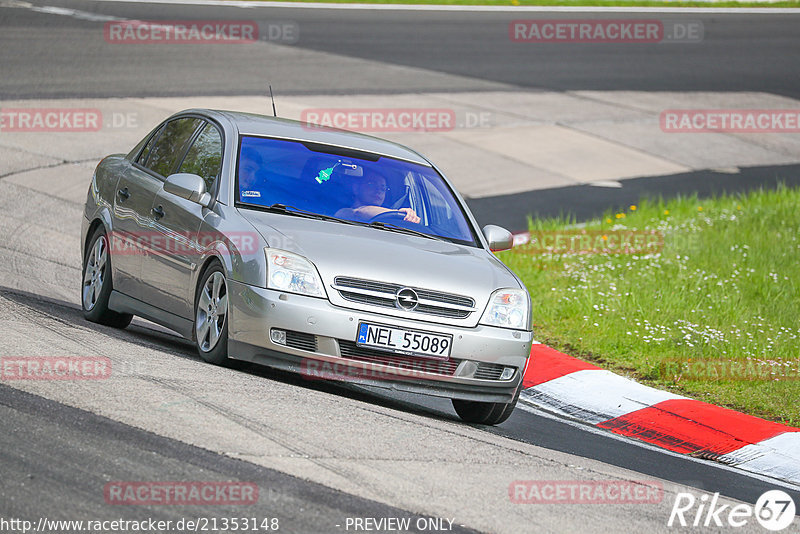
left=111, top=123, right=168, bottom=298
left=115, top=117, right=205, bottom=303
left=141, top=121, right=223, bottom=320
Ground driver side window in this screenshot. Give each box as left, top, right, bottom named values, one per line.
left=179, top=123, right=223, bottom=193
left=145, top=117, right=203, bottom=177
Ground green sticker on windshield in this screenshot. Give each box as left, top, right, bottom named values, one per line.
left=315, top=166, right=334, bottom=184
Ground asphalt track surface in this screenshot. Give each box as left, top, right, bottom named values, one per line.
left=0, top=376, right=477, bottom=533
left=3, top=287, right=800, bottom=522
left=1, top=2, right=799, bottom=99
left=2, top=1, right=800, bottom=532
left=468, top=162, right=800, bottom=231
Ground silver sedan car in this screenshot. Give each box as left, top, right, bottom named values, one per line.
left=81, top=109, right=533, bottom=425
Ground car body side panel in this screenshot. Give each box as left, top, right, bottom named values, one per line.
left=110, top=161, right=163, bottom=299
left=139, top=189, right=206, bottom=320
left=83, top=156, right=124, bottom=282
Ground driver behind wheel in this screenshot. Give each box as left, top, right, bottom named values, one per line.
left=335, top=170, right=420, bottom=223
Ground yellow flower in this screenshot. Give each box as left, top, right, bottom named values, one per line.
left=698, top=206, right=703, bottom=211
left=663, top=210, right=670, bottom=215
left=605, top=218, right=612, bottom=224
left=630, top=205, right=637, bottom=211
left=737, top=205, right=742, bottom=210
left=615, top=213, right=622, bottom=219
left=602, top=235, right=608, bottom=241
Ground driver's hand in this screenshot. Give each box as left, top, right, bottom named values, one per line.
left=399, top=208, right=420, bottom=224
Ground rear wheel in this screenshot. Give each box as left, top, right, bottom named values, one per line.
left=452, top=385, right=521, bottom=426
left=194, top=263, right=229, bottom=365
left=82, top=226, right=133, bottom=328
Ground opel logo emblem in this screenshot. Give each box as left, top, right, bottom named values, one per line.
left=396, top=287, right=419, bottom=311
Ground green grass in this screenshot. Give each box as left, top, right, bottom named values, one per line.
left=498, top=185, right=800, bottom=426
left=236, top=0, right=800, bottom=8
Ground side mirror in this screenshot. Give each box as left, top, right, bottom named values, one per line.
left=482, top=224, right=513, bottom=252
left=164, top=173, right=211, bottom=207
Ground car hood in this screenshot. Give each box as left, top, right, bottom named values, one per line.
left=239, top=210, right=522, bottom=323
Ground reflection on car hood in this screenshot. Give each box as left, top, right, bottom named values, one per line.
left=239, top=209, right=521, bottom=299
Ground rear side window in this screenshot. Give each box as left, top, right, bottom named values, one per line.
left=145, top=118, right=203, bottom=177
left=179, top=123, right=223, bottom=192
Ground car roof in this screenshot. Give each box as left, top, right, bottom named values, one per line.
left=187, top=109, right=432, bottom=166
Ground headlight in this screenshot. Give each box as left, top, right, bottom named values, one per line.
left=265, top=248, right=326, bottom=298
left=480, top=288, right=530, bottom=330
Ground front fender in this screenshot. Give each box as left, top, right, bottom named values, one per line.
left=192, top=204, right=269, bottom=295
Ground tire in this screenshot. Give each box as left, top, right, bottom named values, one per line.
left=194, top=262, right=229, bottom=365
left=452, top=384, right=521, bottom=426
left=82, top=226, right=133, bottom=328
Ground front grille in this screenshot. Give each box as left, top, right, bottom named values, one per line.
left=285, top=330, right=317, bottom=352
left=332, top=277, right=475, bottom=319
left=338, top=340, right=461, bottom=376
left=473, top=362, right=507, bottom=380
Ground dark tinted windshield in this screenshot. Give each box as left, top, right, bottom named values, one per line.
left=235, top=136, right=476, bottom=245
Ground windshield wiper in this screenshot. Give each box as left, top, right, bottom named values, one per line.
left=369, top=221, right=447, bottom=242
left=259, top=204, right=361, bottom=226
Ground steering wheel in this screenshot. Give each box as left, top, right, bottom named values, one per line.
left=366, top=210, right=409, bottom=224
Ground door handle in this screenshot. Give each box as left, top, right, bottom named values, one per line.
left=152, top=205, right=165, bottom=220
left=117, top=187, right=130, bottom=200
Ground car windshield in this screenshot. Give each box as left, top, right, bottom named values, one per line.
left=235, top=136, right=477, bottom=246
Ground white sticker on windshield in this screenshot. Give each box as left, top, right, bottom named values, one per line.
left=242, top=190, right=261, bottom=198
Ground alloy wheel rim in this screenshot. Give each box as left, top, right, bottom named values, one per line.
left=82, top=235, right=107, bottom=311
left=196, top=271, right=228, bottom=352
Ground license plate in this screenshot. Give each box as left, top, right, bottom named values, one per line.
left=356, top=322, right=452, bottom=360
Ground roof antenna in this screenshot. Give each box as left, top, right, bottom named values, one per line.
left=269, top=84, right=277, bottom=117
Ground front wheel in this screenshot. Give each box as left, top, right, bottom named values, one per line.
left=82, top=227, right=133, bottom=328
left=194, top=263, right=229, bottom=365
left=452, top=385, right=521, bottom=425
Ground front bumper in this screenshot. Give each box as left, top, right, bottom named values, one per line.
left=227, top=280, right=533, bottom=403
